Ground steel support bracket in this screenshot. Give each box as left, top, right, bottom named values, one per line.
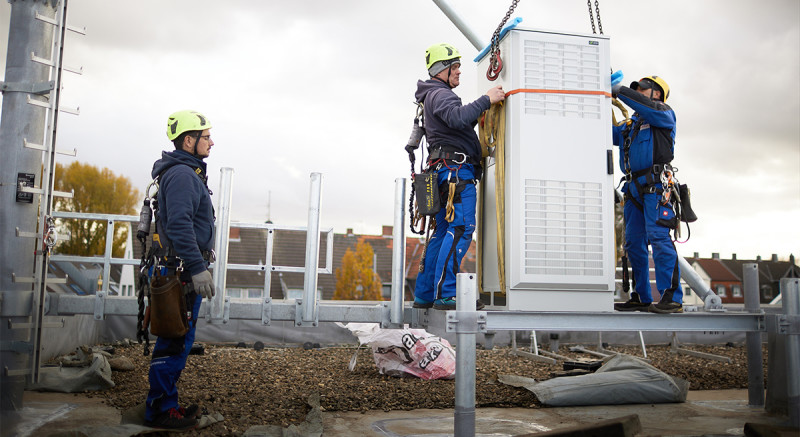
left=93, top=292, right=106, bottom=320
left=294, top=299, right=318, bottom=327
left=261, top=297, right=272, bottom=325
left=0, top=80, right=54, bottom=95
left=446, top=311, right=488, bottom=334
left=410, top=307, right=430, bottom=329
left=223, top=296, right=231, bottom=324
left=766, top=314, right=800, bottom=335
left=380, top=302, right=395, bottom=328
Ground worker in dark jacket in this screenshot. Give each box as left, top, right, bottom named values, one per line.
left=144, top=110, right=216, bottom=430
left=413, top=43, right=505, bottom=310
left=612, top=76, right=684, bottom=314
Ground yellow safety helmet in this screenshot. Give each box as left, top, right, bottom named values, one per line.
left=631, top=76, right=670, bottom=102
left=425, top=43, right=461, bottom=76
left=166, top=110, right=212, bottom=141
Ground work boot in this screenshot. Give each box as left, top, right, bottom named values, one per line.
left=145, top=407, right=198, bottom=431
left=412, top=297, right=433, bottom=309
left=649, top=294, right=683, bottom=314
left=179, top=404, right=201, bottom=419
left=432, top=297, right=486, bottom=311
left=613, top=293, right=650, bottom=312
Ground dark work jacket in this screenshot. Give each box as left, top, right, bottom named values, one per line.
left=151, top=150, right=215, bottom=277
left=415, top=78, right=491, bottom=164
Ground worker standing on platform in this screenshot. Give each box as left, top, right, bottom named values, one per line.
left=144, top=110, right=216, bottom=430
left=612, top=76, right=684, bottom=314
left=412, top=43, right=505, bottom=310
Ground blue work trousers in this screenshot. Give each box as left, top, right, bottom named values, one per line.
left=624, top=182, right=683, bottom=304
left=414, top=164, right=477, bottom=302
left=145, top=291, right=202, bottom=421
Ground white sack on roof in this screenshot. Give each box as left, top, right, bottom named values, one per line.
left=499, top=354, right=689, bottom=406
left=338, top=323, right=456, bottom=380
left=27, top=353, right=115, bottom=393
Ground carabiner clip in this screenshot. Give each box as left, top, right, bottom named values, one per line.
left=453, top=152, right=467, bottom=165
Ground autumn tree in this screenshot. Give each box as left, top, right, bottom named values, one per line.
left=334, top=240, right=383, bottom=300
left=53, top=162, right=140, bottom=257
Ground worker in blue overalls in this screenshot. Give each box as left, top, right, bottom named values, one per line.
left=612, top=76, right=684, bottom=313
left=412, top=43, right=505, bottom=310
left=144, top=110, right=217, bottom=430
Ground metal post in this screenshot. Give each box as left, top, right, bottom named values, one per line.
left=678, top=255, right=723, bottom=310
left=390, top=178, right=406, bottom=325
left=454, top=273, right=477, bottom=437
left=430, top=0, right=484, bottom=51
left=1, top=0, right=58, bottom=427
left=209, top=167, right=234, bottom=323
left=743, top=263, right=764, bottom=407
left=301, top=173, right=322, bottom=324
left=781, top=278, right=800, bottom=427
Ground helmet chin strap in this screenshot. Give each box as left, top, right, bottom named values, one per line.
left=191, top=132, right=204, bottom=160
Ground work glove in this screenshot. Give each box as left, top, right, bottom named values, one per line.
left=611, top=70, right=624, bottom=97
left=192, top=270, right=215, bottom=299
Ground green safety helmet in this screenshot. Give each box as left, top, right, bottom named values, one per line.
left=166, top=110, right=212, bottom=141
left=631, top=76, right=670, bottom=102
left=425, top=43, right=461, bottom=76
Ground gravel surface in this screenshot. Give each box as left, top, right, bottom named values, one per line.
left=84, top=340, right=763, bottom=436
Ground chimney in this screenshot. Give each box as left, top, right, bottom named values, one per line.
left=731, top=253, right=737, bottom=261
left=346, top=228, right=354, bottom=237
left=382, top=225, right=393, bottom=238
left=712, top=252, right=720, bottom=260
left=756, top=255, right=762, bottom=262
left=693, top=252, right=699, bottom=259
left=771, top=254, right=778, bottom=262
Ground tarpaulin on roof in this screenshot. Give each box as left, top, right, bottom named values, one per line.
left=499, top=354, right=689, bottom=406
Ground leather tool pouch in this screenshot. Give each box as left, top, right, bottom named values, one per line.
left=414, top=171, right=441, bottom=216
left=148, top=271, right=189, bottom=338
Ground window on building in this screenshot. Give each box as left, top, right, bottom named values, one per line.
left=285, top=289, right=303, bottom=300
left=732, top=284, right=742, bottom=298
left=762, top=285, right=773, bottom=300
left=248, top=289, right=263, bottom=299
left=716, top=284, right=726, bottom=297
left=684, top=286, right=692, bottom=297
left=227, top=288, right=242, bottom=299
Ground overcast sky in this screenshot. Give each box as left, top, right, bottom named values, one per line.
left=1, top=0, right=798, bottom=261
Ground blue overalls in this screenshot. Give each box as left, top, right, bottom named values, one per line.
left=414, top=163, right=477, bottom=302
left=613, top=89, right=683, bottom=305
left=144, top=290, right=202, bottom=422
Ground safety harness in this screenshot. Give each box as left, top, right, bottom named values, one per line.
left=619, top=118, right=695, bottom=243
left=135, top=164, right=215, bottom=355
left=404, top=99, right=479, bottom=274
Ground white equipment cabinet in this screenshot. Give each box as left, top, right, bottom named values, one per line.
left=478, top=27, right=616, bottom=311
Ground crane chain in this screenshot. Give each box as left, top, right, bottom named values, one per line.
left=487, top=0, right=519, bottom=80
left=587, top=0, right=604, bottom=35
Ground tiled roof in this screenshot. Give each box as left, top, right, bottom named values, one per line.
left=695, top=258, right=740, bottom=281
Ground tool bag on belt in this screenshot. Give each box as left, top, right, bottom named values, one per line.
left=413, top=170, right=441, bottom=216
left=147, top=270, right=189, bottom=338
